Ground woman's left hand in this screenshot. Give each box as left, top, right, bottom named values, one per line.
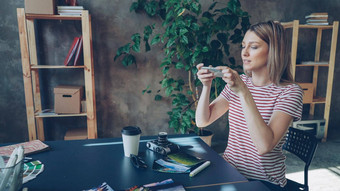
left=217, top=66, right=248, bottom=96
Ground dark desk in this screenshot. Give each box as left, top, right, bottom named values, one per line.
left=187, top=181, right=270, bottom=190
left=22, top=134, right=268, bottom=190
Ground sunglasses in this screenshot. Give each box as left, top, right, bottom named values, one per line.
left=130, top=154, right=148, bottom=169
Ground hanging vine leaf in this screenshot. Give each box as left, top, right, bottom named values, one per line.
left=130, top=1, right=141, bottom=12
left=151, top=34, right=161, bottom=45
left=155, top=94, right=162, bottom=101
left=114, top=43, right=131, bottom=61
left=131, top=33, right=141, bottom=52
left=166, top=37, right=176, bottom=48
left=217, top=33, right=228, bottom=45
left=208, top=2, right=218, bottom=10
left=211, top=40, right=221, bottom=50
left=142, top=85, right=151, bottom=94
left=122, top=54, right=136, bottom=66
left=144, top=0, right=158, bottom=16
left=175, top=62, right=184, bottom=69
left=165, top=86, right=174, bottom=96
left=180, top=35, right=189, bottom=44
left=162, top=66, right=169, bottom=75
left=229, top=57, right=236, bottom=65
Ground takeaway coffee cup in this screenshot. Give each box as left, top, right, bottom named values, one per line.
left=121, top=126, right=142, bottom=157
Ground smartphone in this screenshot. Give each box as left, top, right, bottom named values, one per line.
left=201, top=67, right=223, bottom=78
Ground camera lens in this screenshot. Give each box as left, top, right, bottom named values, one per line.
left=158, top=132, right=168, bottom=145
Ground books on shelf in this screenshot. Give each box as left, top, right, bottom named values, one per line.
left=306, top=19, right=328, bottom=23
left=305, top=12, right=328, bottom=18
left=305, top=12, right=329, bottom=25
left=57, top=6, right=84, bottom=16
left=38, top=109, right=57, bottom=116
left=306, top=22, right=329, bottom=26
left=299, top=61, right=328, bottom=65
left=64, top=36, right=83, bottom=66
left=59, top=12, right=83, bottom=16
left=74, top=36, right=83, bottom=66
left=64, top=37, right=80, bottom=66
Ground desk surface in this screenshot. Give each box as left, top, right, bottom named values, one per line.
left=187, top=180, right=270, bottom=191
left=22, top=135, right=268, bottom=191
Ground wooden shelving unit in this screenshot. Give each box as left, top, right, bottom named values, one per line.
left=282, top=20, right=338, bottom=141
left=17, top=8, right=97, bottom=141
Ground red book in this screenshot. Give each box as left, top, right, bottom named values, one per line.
left=64, top=37, right=80, bottom=66
left=73, top=36, right=83, bottom=66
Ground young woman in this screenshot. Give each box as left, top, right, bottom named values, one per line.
left=195, top=21, right=303, bottom=190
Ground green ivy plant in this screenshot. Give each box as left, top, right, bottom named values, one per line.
left=114, top=0, right=250, bottom=134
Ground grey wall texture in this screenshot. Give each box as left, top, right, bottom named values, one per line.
left=1, top=0, right=340, bottom=149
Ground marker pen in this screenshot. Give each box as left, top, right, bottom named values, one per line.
left=189, top=161, right=211, bottom=177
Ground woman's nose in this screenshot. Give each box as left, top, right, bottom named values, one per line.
left=242, top=48, right=249, bottom=57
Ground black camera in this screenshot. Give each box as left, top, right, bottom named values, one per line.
left=146, top=132, right=180, bottom=155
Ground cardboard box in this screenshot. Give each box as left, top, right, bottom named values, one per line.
left=54, top=85, right=83, bottom=114
left=299, top=83, right=314, bottom=103
left=64, top=128, right=88, bottom=140
left=25, top=0, right=56, bottom=14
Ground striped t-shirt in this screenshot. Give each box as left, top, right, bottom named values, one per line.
left=221, top=74, right=303, bottom=187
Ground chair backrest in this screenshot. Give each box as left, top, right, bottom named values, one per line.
left=283, top=127, right=318, bottom=166
left=283, top=127, right=318, bottom=189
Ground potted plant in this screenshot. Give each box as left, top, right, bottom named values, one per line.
left=114, top=0, right=250, bottom=146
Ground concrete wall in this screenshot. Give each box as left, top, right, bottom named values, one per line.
left=1, top=0, right=340, bottom=149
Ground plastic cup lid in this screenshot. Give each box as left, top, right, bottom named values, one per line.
left=121, top=126, right=141, bottom=135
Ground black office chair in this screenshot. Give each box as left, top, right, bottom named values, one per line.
left=283, top=127, right=318, bottom=191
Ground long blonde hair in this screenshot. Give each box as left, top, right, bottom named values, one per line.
left=244, top=21, right=292, bottom=85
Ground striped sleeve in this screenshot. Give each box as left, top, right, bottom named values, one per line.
left=220, top=84, right=231, bottom=101
left=274, top=84, right=303, bottom=121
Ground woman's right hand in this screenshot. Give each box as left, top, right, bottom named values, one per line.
left=196, top=63, right=215, bottom=86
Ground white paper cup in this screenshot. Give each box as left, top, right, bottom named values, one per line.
left=121, top=126, right=142, bottom=157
